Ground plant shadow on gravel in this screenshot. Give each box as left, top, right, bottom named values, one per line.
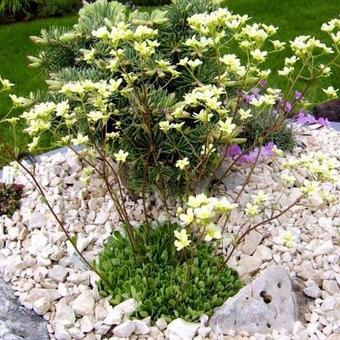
left=96, top=223, right=243, bottom=322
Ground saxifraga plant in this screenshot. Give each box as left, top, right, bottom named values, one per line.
left=97, top=223, right=243, bottom=322
left=25, top=0, right=306, bottom=197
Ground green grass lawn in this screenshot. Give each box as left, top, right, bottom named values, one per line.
left=0, top=16, right=77, bottom=165
left=227, top=0, right=340, bottom=101
left=0, top=1, right=339, bottom=166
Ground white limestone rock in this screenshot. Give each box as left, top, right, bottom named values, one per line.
left=113, top=320, right=136, bottom=337
left=54, top=324, right=71, bottom=340
left=103, top=308, right=123, bottom=325
left=114, top=298, right=137, bottom=317
left=167, top=318, right=200, bottom=340
left=32, top=298, right=51, bottom=315
left=210, top=265, right=298, bottom=335
left=28, top=232, right=49, bottom=255
left=29, top=212, right=47, bottom=229
left=94, top=211, right=109, bottom=225
left=253, top=245, right=273, bottom=262
left=28, top=288, right=61, bottom=303
left=134, top=319, right=150, bottom=335
left=237, top=254, right=262, bottom=276
left=55, top=302, right=76, bottom=327
left=314, top=241, right=334, bottom=256
left=72, top=291, right=95, bottom=316
left=48, top=266, right=69, bottom=283
left=241, top=231, right=263, bottom=256
left=156, top=317, right=167, bottom=331
left=79, top=316, right=95, bottom=333
left=198, top=326, right=211, bottom=338
left=322, top=280, right=339, bottom=295
left=320, top=296, right=336, bottom=312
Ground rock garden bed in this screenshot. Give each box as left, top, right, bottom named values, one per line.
left=0, top=1, right=339, bottom=339
left=0, top=124, right=339, bottom=340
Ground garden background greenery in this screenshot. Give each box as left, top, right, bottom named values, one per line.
left=0, top=0, right=339, bottom=166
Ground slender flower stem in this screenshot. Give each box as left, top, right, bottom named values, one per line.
left=2, top=142, right=104, bottom=278
left=224, top=195, right=304, bottom=265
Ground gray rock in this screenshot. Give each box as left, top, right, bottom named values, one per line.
left=253, top=245, right=273, bottom=262
left=0, top=279, right=48, bottom=340
left=210, top=265, right=298, bottom=335
left=28, top=212, right=47, bottom=229
left=322, top=280, right=339, bottom=295
left=303, top=285, right=321, bottom=299
left=237, top=254, right=262, bottom=276
left=241, top=231, right=263, bottom=256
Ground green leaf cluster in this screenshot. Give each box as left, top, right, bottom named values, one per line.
left=96, top=222, right=243, bottom=322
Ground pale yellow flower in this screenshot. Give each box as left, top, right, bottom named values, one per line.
left=204, top=224, right=222, bottom=242
left=114, top=150, right=129, bottom=163
left=176, top=157, right=189, bottom=170
left=322, top=86, right=338, bottom=99
left=244, top=203, right=260, bottom=217
left=174, top=229, right=191, bottom=251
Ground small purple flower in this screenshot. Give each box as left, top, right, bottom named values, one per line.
left=260, top=80, right=268, bottom=88
left=226, top=144, right=242, bottom=158
left=263, top=142, right=275, bottom=157
left=283, top=100, right=292, bottom=113
left=243, top=93, right=256, bottom=104
left=295, top=91, right=303, bottom=101
left=242, top=88, right=262, bottom=104
left=296, top=111, right=316, bottom=125
left=317, top=117, right=330, bottom=127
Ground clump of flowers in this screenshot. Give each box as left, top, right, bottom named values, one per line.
left=20, top=0, right=340, bottom=196
left=295, top=111, right=330, bottom=127
left=226, top=142, right=283, bottom=164
left=177, top=194, right=237, bottom=244
left=173, top=151, right=338, bottom=262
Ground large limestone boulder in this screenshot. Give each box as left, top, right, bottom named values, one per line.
left=210, top=265, right=298, bottom=335
left=0, top=279, right=48, bottom=340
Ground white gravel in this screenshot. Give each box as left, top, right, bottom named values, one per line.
left=0, top=124, right=339, bottom=340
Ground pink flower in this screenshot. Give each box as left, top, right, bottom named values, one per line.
left=296, top=111, right=329, bottom=128
left=295, top=91, right=303, bottom=100
left=226, top=142, right=277, bottom=164
left=317, top=117, right=330, bottom=127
